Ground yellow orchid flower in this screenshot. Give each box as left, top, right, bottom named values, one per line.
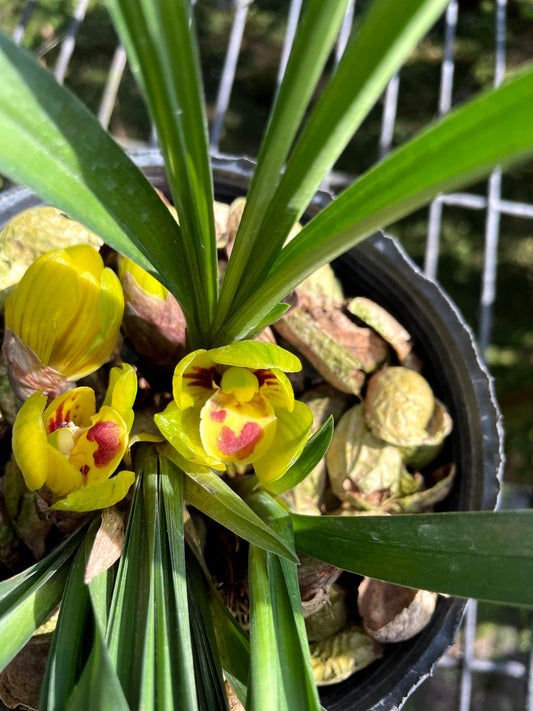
left=155, top=341, right=314, bottom=483
left=4, top=244, right=124, bottom=393
left=12, top=364, right=137, bottom=512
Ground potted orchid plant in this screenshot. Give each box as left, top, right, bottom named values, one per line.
left=1, top=0, right=533, bottom=709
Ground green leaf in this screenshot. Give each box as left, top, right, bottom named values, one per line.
left=246, top=492, right=321, bottom=711
left=263, top=417, right=333, bottom=496
left=106, top=468, right=151, bottom=708
left=0, top=31, right=204, bottom=335
left=291, top=510, right=533, bottom=606
left=66, top=569, right=129, bottom=711
left=215, top=0, right=353, bottom=329
left=218, top=63, right=533, bottom=343
left=104, top=0, right=217, bottom=344
left=186, top=550, right=230, bottom=711
left=66, top=617, right=129, bottom=711
left=159, top=456, right=200, bottom=710
left=0, top=523, right=87, bottom=672
left=246, top=545, right=281, bottom=711
left=107, top=446, right=199, bottom=710
left=160, top=448, right=298, bottom=562
left=214, top=0, right=450, bottom=332
left=206, top=570, right=250, bottom=702
left=185, top=528, right=250, bottom=703
left=40, top=526, right=96, bottom=710
left=244, top=303, right=291, bottom=341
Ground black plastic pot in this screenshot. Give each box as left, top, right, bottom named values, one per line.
left=0, top=150, right=503, bottom=711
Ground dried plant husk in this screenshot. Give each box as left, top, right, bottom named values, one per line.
left=2, top=329, right=71, bottom=403
left=274, top=306, right=366, bottom=394
left=254, top=326, right=276, bottom=344
left=326, top=403, right=406, bottom=504
left=394, top=464, right=457, bottom=513
left=305, top=583, right=349, bottom=642
left=274, top=291, right=388, bottom=395
left=224, top=680, right=245, bottom=711
left=310, top=624, right=383, bottom=686
left=84, top=507, right=126, bottom=584
left=225, top=197, right=246, bottom=256
left=0, top=206, right=102, bottom=293
left=400, top=399, right=453, bottom=469
left=347, top=296, right=413, bottom=363
left=299, top=291, right=390, bottom=374
left=358, top=578, right=438, bottom=644
left=297, top=552, right=343, bottom=602
left=213, top=200, right=231, bottom=248
left=299, top=263, right=344, bottom=302
left=364, top=366, right=435, bottom=446
left=285, top=385, right=352, bottom=515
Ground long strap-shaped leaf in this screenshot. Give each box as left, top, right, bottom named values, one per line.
left=0, top=522, right=87, bottom=671
left=291, top=510, right=533, bottom=607
left=186, top=550, right=231, bottom=711
left=106, top=447, right=198, bottom=710
left=214, top=0, right=450, bottom=332
left=105, top=0, right=218, bottom=345
left=66, top=569, right=129, bottom=711
left=0, top=32, right=206, bottom=339
left=247, top=545, right=283, bottom=711
left=215, top=0, right=352, bottom=328
left=40, top=525, right=97, bottom=710
left=159, top=446, right=298, bottom=562
left=247, top=491, right=321, bottom=711
left=216, top=64, right=533, bottom=344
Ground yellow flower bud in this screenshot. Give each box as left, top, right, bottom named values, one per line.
left=3, top=244, right=123, bottom=398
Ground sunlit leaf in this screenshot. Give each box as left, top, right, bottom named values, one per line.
left=291, top=510, right=533, bottom=606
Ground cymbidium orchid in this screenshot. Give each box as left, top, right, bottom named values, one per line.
left=155, top=341, right=313, bottom=482
left=3, top=244, right=124, bottom=398
left=12, top=363, right=137, bottom=512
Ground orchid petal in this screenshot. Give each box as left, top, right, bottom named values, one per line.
left=42, top=387, right=95, bottom=433
left=172, top=349, right=216, bottom=410
left=51, top=470, right=135, bottom=512
left=154, top=401, right=225, bottom=470
left=5, top=249, right=80, bottom=367
left=208, top=340, right=302, bottom=372
left=12, top=390, right=48, bottom=491
left=45, top=443, right=84, bottom=496
left=256, top=368, right=294, bottom=412
left=103, top=363, right=137, bottom=433
left=253, top=401, right=313, bottom=483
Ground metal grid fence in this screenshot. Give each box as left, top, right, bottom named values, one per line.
left=5, top=1, right=533, bottom=709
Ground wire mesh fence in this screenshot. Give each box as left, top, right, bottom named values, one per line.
left=2, top=0, right=533, bottom=708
